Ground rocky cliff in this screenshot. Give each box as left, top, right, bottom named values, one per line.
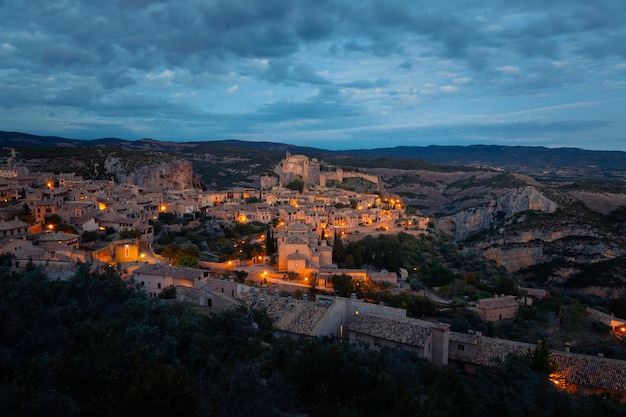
left=11, top=146, right=202, bottom=190
left=437, top=187, right=558, bottom=241
left=103, top=154, right=200, bottom=190
left=375, top=165, right=626, bottom=294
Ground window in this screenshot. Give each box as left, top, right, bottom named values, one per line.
left=458, top=344, right=465, bottom=351
left=158, top=283, right=161, bottom=289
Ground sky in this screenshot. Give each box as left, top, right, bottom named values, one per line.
left=1, top=0, right=625, bottom=151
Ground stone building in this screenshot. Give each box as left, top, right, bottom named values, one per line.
left=132, top=263, right=211, bottom=299
left=276, top=221, right=333, bottom=274
left=473, top=295, right=520, bottom=322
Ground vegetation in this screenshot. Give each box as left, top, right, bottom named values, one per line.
left=284, top=179, right=304, bottom=193
left=161, top=244, right=201, bottom=268
left=2, top=262, right=626, bottom=416
left=333, top=232, right=513, bottom=287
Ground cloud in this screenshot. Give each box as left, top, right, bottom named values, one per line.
left=0, top=0, right=625, bottom=150
left=496, top=65, right=522, bottom=75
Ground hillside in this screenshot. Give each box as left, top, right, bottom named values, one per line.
left=2, top=131, right=626, bottom=295
left=3, top=263, right=624, bottom=416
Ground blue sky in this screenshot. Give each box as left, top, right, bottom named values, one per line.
left=1, top=0, right=625, bottom=151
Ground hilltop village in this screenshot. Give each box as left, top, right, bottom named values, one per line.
left=1, top=151, right=626, bottom=399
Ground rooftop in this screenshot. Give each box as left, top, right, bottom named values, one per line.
left=264, top=296, right=331, bottom=336
left=349, top=313, right=433, bottom=348
left=133, top=263, right=206, bottom=280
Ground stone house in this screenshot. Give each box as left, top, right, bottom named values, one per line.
left=35, top=201, right=60, bottom=225
left=37, top=232, right=80, bottom=250
left=329, top=208, right=359, bottom=228
left=132, top=263, right=211, bottom=299
left=473, top=295, right=520, bottom=322
left=349, top=313, right=434, bottom=358
left=176, top=285, right=241, bottom=310
left=0, top=219, right=30, bottom=238
left=276, top=221, right=333, bottom=274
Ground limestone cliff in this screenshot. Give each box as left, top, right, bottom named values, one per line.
left=439, top=187, right=557, bottom=241
left=103, top=154, right=200, bottom=190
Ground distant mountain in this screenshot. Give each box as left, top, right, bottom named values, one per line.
left=2, top=130, right=626, bottom=176
left=342, top=144, right=626, bottom=172
left=0, top=131, right=128, bottom=147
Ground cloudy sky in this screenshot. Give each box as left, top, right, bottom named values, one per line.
left=1, top=0, right=625, bottom=151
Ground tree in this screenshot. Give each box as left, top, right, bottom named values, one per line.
left=56, top=223, right=79, bottom=234
left=332, top=233, right=346, bottom=264
left=233, top=270, right=248, bottom=283
left=44, top=213, right=63, bottom=225
left=285, top=179, right=304, bottom=193
left=496, top=275, right=520, bottom=296
left=265, top=225, right=276, bottom=257
left=174, top=245, right=200, bottom=267
left=527, top=340, right=558, bottom=374
left=345, top=254, right=356, bottom=269
left=176, top=255, right=199, bottom=268
left=161, top=244, right=180, bottom=261
left=330, top=274, right=355, bottom=297
left=159, top=285, right=177, bottom=299
left=119, top=228, right=142, bottom=239
left=81, top=231, right=102, bottom=243
left=16, top=203, right=35, bottom=225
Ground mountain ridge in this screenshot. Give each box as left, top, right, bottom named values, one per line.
left=2, top=131, right=625, bottom=173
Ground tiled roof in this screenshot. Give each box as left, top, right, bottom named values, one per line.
left=286, top=235, right=309, bottom=245
left=133, top=263, right=204, bottom=280
left=0, top=219, right=30, bottom=230
left=552, top=352, right=626, bottom=393
left=287, top=221, right=309, bottom=231
left=448, top=331, right=626, bottom=393
left=287, top=251, right=308, bottom=260
left=478, top=295, right=519, bottom=309
left=448, top=331, right=534, bottom=366
left=349, top=313, right=432, bottom=348
left=264, top=296, right=331, bottom=336
left=38, top=232, right=79, bottom=241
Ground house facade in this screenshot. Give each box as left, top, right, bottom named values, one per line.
left=132, top=263, right=211, bottom=299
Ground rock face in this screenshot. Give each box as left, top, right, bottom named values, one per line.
left=439, top=187, right=558, bottom=241
left=482, top=246, right=544, bottom=272
left=103, top=155, right=200, bottom=190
